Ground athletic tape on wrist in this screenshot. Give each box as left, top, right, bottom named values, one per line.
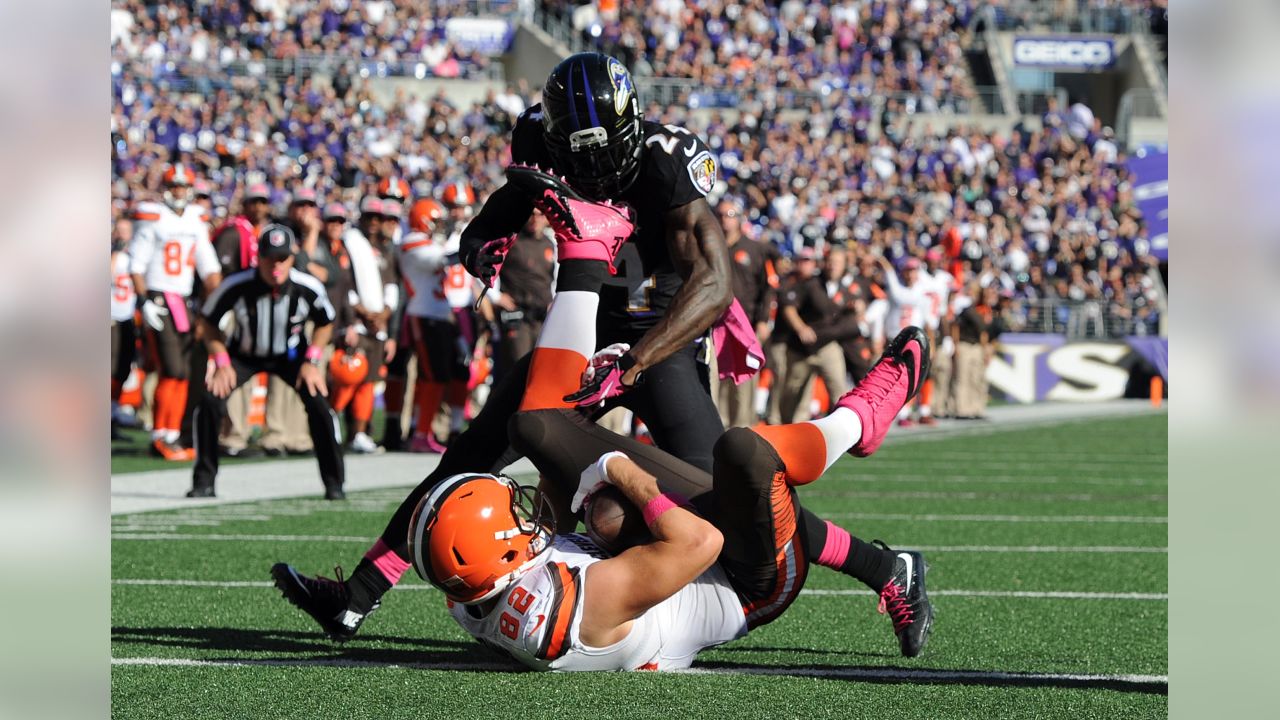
left=642, top=492, right=690, bottom=527
left=213, top=352, right=231, bottom=369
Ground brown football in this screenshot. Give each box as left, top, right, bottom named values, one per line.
left=584, top=484, right=652, bottom=555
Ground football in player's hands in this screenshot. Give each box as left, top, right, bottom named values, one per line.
left=583, top=484, right=652, bottom=556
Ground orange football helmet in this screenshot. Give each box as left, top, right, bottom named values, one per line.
left=163, top=163, right=195, bottom=187
left=409, top=198, right=445, bottom=233
left=441, top=181, right=476, bottom=208
left=409, top=473, right=553, bottom=604
left=329, top=348, right=369, bottom=386
left=378, top=176, right=411, bottom=201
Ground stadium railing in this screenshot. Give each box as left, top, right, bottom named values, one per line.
left=981, top=0, right=1155, bottom=34
left=114, top=52, right=505, bottom=95
left=1008, top=297, right=1163, bottom=340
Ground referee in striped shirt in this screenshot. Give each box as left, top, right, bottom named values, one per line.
left=190, top=224, right=346, bottom=499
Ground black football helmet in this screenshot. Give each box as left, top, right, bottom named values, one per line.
left=541, top=52, right=643, bottom=199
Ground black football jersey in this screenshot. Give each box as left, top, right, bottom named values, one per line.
left=511, top=105, right=718, bottom=344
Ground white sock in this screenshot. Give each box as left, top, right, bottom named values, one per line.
left=920, top=404, right=932, bottom=418
left=165, top=430, right=180, bottom=443
left=806, top=407, right=863, bottom=472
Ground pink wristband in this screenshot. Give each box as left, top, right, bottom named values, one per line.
left=305, top=345, right=323, bottom=362
left=641, top=493, right=689, bottom=527
left=213, top=351, right=231, bottom=369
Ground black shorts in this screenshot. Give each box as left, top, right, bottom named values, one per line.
left=406, top=315, right=470, bottom=384
left=142, top=291, right=193, bottom=379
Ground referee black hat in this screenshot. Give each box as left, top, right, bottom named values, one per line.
left=258, top=223, right=297, bottom=261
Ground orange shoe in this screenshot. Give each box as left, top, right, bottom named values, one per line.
left=152, top=439, right=195, bottom=461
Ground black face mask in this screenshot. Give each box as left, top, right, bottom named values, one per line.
left=544, top=117, right=643, bottom=200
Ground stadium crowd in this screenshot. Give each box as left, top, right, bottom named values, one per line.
left=111, top=1, right=1164, bottom=464
left=546, top=0, right=981, bottom=113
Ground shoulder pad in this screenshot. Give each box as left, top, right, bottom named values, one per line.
left=133, top=202, right=166, bottom=222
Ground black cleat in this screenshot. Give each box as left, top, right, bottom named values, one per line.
left=324, top=487, right=347, bottom=501
left=186, top=486, right=216, bottom=498
left=270, top=563, right=377, bottom=642
left=874, top=542, right=933, bottom=658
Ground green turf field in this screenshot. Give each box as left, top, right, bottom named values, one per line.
left=111, top=412, right=1167, bottom=719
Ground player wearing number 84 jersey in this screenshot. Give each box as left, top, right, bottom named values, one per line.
left=128, top=166, right=221, bottom=459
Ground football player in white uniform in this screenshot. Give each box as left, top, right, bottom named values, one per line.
left=394, top=198, right=465, bottom=453
left=922, top=248, right=957, bottom=420
left=877, top=255, right=933, bottom=427
left=437, top=181, right=484, bottom=443
left=112, top=217, right=137, bottom=439
left=404, top=171, right=934, bottom=670
left=127, top=164, right=221, bottom=459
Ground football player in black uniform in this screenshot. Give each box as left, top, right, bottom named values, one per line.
left=272, top=53, right=884, bottom=643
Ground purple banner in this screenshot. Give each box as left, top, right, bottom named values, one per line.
left=1127, top=147, right=1169, bottom=261
left=987, top=334, right=1164, bottom=403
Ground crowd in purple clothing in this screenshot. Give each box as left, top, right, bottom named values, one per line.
left=111, top=0, right=511, bottom=83
left=544, top=0, right=980, bottom=112
left=111, top=0, right=1164, bottom=339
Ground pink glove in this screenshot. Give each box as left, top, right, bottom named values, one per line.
left=564, top=353, right=637, bottom=408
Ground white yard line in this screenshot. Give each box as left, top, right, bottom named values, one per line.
left=825, top=512, right=1167, bottom=523
left=109, top=656, right=1167, bottom=688
left=112, top=401, right=1164, bottom=516
left=111, top=578, right=1167, bottom=600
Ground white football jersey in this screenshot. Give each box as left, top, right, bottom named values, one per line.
left=922, top=269, right=953, bottom=331
left=111, top=251, right=136, bottom=322
left=883, top=271, right=933, bottom=333
left=440, top=228, right=476, bottom=309
left=448, top=533, right=748, bottom=672
left=397, top=231, right=452, bottom=321
left=127, top=202, right=219, bottom=295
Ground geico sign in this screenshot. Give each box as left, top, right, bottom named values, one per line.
left=986, top=339, right=1131, bottom=403
left=1013, top=39, right=1114, bottom=68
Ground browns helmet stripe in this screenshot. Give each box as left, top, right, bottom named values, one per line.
left=537, top=562, right=581, bottom=660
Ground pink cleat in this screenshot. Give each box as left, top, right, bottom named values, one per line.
left=837, top=327, right=931, bottom=457
left=408, top=433, right=447, bottom=454
left=505, top=163, right=635, bottom=272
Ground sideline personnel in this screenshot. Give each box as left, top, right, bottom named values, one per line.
left=190, top=224, right=346, bottom=499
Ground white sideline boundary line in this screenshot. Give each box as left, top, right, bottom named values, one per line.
left=108, top=533, right=1168, bottom=554
left=827, top=512, right=1168, bottom=524
left=111, top=578, right=1168, bottom=600
left=109, top=656, right=1167, bottom=688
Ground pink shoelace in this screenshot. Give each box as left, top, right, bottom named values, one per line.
left=856, top=358, right=904, bottom=406
left=878, top=581, right=914, bottom=632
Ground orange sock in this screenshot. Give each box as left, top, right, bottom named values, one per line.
left=921, top=378, right=934, bottom=407
left=518, top=348, right=587, bottom=411
left=330, top=382, right=357, bottom=413
left=752, top=424, right=828, bottom=486
left=167, top=379, right=189, bottom=434
left=151, top=378, right=175, bottom=434
left=352, top=382, right=375, bottom=423
left=413, top=381, right=445, bottom=436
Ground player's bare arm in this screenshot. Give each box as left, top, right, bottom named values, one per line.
left=579, top=454, right=722, bottom=647
left=622, top=198, right=732, bottom=383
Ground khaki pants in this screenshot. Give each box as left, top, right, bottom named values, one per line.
left=779, top=342, right=847, bottom=424
left=221, top=382, right=252, bottom=451
left=764, top=341, right=791, bottom=425
left=954, top=341, right=989, bottom=418
left=716, top=371, right=759, bottom=428
left=932, top=341, right=954, bottom=418
left=261, top=374, right=314, bottom=451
